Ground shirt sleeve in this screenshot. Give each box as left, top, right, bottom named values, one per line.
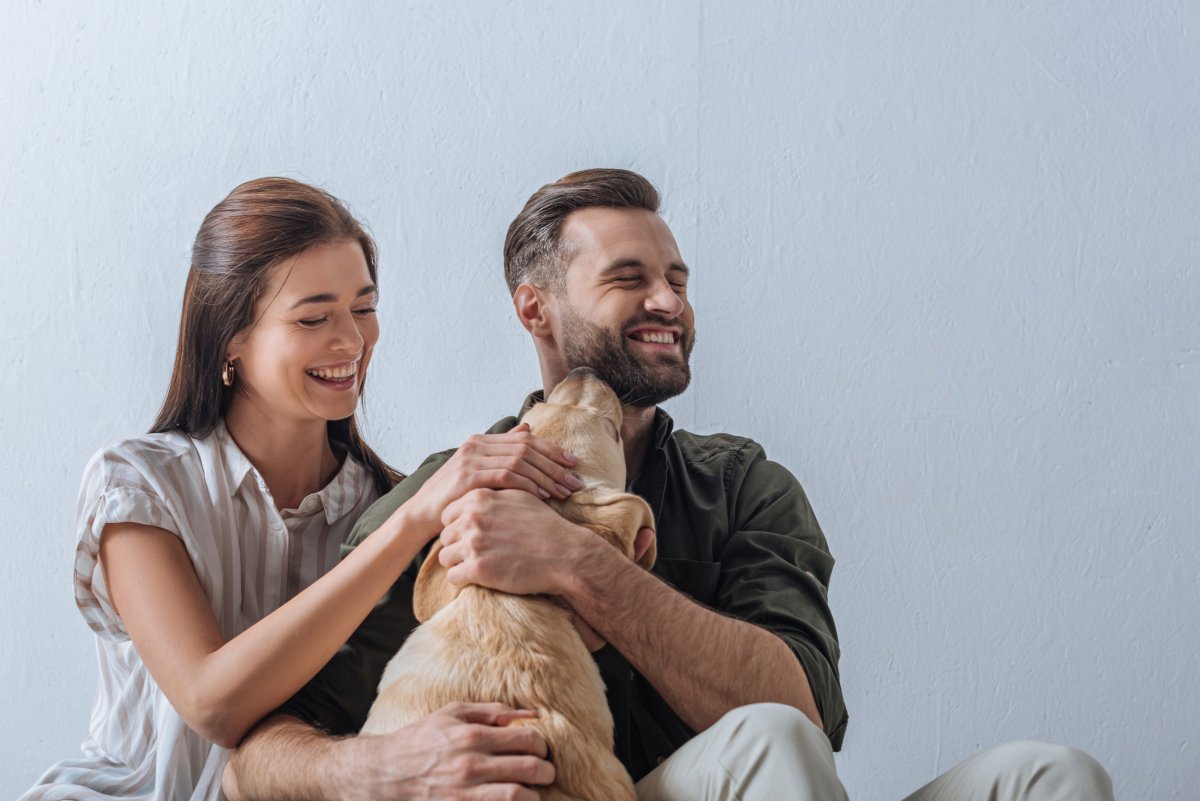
left=73, top=446, right=184, bottom=641
left=275, top=451, right=453, bottom=734
left=715, top=441, right=849, bottom=749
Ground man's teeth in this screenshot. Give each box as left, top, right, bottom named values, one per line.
left=634, top=331, right=676, bottom=344
left=306, top=363, right=358, bottom=380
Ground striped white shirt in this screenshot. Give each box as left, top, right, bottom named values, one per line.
left=21, top=422, right=379, bottom=801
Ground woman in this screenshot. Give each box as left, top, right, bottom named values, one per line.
left=22, top=177, right=581, bottom=800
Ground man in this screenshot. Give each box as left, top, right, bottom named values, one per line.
left=226, top=169, right=1112, bottom=801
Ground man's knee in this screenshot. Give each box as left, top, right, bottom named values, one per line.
left=661, top=703, right=844, bottom=801
left=635, top=704, right=847, bottom=800
left=712, top=703, right=823, bottom=740
left=707, top=703, right=832, bottom=763
left=974, top=741, right=1114, bottom=799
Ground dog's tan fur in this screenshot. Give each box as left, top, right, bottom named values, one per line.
left=361, top=370, right=655, bottom=801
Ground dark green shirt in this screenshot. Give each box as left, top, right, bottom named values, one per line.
left=279, top=393, right=847, bottom=779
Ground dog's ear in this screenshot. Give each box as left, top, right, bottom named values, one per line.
left=572, top=492, right=657, bottom=570
left=412, top=541, right=461, bottom=622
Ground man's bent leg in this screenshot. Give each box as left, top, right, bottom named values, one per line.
left=635, top=703, right=849, bottom=801
left=902, top=741, right=1113, bottom=801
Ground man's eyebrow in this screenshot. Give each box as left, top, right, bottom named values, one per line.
left=288, top=285, right=377, bottom=310
left=601, top=259, right=690, bottom=275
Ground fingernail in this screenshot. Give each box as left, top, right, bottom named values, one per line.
left=503, top=710, right=538, bottom=721
left=563, top=451, right=579, bottom=463
left=564, top=472, right=584, bottom=490
left=554, top=482, right=572, bottom=497
left=537, top=488, right=551, bottom=500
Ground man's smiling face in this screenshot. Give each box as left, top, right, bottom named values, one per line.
left=549, top=207, right=695, bottom=408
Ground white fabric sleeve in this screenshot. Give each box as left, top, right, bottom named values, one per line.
left=72, top=447, right=183, bottom=641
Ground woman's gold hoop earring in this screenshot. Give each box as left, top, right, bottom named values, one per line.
left=221, top=361, right=236, bottom=387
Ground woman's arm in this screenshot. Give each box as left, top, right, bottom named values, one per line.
left=100, top=509, right=418, bottom=748
left=100, top=427, right=580, bottom=749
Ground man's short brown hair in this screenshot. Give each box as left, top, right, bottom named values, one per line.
left=503, top=168, right=661, bottom=295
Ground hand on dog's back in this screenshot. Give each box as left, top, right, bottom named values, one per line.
left=344, top=702, right=553, bottom=800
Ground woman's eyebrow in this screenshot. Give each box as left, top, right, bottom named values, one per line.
left=288, top=285, right=377, bottom=309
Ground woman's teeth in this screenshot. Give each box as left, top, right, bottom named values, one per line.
left=306, top=363, right=358, bottom=380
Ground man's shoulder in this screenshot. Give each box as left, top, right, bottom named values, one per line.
left=667, top=426, right=809, bottom=508
left=669, top=427, right=765, bottom=467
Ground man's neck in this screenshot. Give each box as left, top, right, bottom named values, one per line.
left=619, top=403, right=657, bottom=485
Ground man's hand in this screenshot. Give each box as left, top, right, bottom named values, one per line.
left=438, top=488, right=589, bottom=596
left=225, top=704, right=554, bottom=801
left=347, top=703, right=553, bottom=801
left=439, top=489, right=657, bottom=650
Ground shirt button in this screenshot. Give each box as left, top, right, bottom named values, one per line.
left=656, top=755, right=666, bottom=765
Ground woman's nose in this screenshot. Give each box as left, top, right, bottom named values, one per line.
left=330, top=311, right=365, bottom=352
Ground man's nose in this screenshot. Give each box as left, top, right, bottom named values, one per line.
left=644, top=277, right=685, bottom=318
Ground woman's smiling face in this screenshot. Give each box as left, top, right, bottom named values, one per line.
left=226, top=238, right=380, bottom=427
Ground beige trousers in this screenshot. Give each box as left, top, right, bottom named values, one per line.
left=635, top=704, right=1114, bottom=801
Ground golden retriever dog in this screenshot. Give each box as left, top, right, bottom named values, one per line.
left=361, top=368, right=656, bottom=801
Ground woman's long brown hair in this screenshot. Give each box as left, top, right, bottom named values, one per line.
left=151, top=177, right=402, bottom=495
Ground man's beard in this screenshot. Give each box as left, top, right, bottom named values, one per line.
left=558, top=303, right=694, bottom=408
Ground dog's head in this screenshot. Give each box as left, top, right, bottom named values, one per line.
left=412, top=368, right=657, bottom=622
left=522, top=367, right=628, bottom=490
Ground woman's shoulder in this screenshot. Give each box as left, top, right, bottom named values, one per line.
left=88, top=430, right=203, bottom=469
left=82, top=429, right=212, bottom=495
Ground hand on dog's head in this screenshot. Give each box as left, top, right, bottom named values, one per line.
left=412, top=370, right=656, bottom=623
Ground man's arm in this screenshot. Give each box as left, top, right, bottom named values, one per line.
left=224, top=715, right=344, bottom=801
left=225, top=707, right=554, bottom=801
left=440, top=496, right=817, bottom=732
left=568, top=545, right=820, bottom=732
left=566, top=544, right=820, bottom=733
left=438, top=443, right=844, bottom=740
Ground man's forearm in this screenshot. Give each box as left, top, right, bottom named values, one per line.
left=225, top=715, right=344, bottom=801
left=565, top=541, right=822, bottom=733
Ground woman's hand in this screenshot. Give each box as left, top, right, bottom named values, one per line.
left=402, top=424, right=582, bottom=540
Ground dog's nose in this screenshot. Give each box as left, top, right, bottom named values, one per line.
left=565, top=366, right=600, bottom=381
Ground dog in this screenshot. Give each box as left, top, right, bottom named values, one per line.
left=360, top=367, right=656, bottom=801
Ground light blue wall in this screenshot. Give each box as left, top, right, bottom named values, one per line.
left=3, top=2, right=1196, bottom=798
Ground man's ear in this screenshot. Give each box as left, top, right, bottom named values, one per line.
left=513, top=283, right=554, bottom=337
left=571, top=492, right=657, bottom=570
left=412, top=541, right=461, bottom=622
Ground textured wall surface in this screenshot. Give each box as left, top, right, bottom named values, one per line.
left=2, top=2, right=1197, bottom=798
